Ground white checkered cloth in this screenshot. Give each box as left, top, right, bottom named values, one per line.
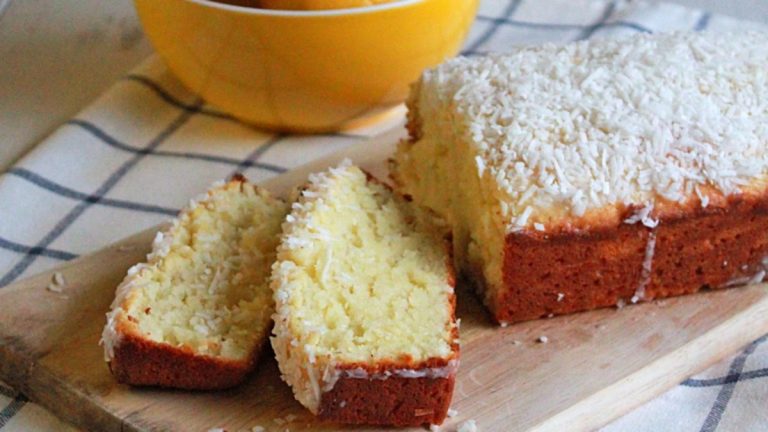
left=1, top=1, right=767, bottom=430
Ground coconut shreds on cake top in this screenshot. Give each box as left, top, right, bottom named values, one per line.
left=418, top=31, right=768, bottom=229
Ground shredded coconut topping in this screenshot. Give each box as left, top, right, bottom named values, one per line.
left=419, top=31, right=768, bottom=228
left=633, top=231, right=657, bottom=303
left=624, top=203, right=659, bottom=228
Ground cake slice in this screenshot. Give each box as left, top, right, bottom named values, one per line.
left=101, top=175, right=287, bottom=389
left=271, top=161, right=459, bottom=426
left=393, top=31, right=768, bottom=325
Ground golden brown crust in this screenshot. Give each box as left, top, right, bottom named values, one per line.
left=108, top=328, right=266, bottom=390
left=491, top=193, right=768, bottom=324
left=318, top=373, right=455, bottom=426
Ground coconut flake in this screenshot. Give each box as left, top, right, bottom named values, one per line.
left=458, top=419, right=479, bottom=432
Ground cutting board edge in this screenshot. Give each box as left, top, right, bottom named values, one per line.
left=529, top=284, right=768, bottom=432
left=24, top=364, right=133, bottom=432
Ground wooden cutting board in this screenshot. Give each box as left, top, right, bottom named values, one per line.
left=2, top=130, right=768, bottom=432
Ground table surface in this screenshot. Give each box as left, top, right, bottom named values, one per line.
left=0, top=0, right=152, bottom=172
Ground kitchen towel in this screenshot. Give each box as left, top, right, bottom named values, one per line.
left=1, top=1, right=767, bottom=431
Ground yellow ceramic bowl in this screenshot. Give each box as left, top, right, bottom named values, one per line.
left=134, top=0, right=479, bottom=132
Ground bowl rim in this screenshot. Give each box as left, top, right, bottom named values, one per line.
left=182, top=0, right=425, bottom=17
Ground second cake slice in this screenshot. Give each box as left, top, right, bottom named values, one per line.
left=271, top=161, right=459, bottom=426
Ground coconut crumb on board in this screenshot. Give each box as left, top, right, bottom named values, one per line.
left=47, top=272, right=67, bottom=293
left=447, top=408, right=459, bottom=418
left=271, top=413, right=299, bottom=429
left=251, top=427, right=265, bottom=432
left=469, top=368, right=482, bottom=386
left=207, top=428, right=225, bottom=432
left=457, top=419, right=478, bottom=432
left=430, top=424, right=441, bottom=432
left=537, top=335, right=549, bottom=344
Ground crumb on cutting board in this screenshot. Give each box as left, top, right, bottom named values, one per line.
left=458, top=419, right=478, bottom=432
left=47, top=271, right=67, bottom=293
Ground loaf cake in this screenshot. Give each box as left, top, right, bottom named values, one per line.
left=101, top=176, right=287, bottom=389
left=393, top=31, right=768, bottom=325
left=271, top=161, right=459, bottom=426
